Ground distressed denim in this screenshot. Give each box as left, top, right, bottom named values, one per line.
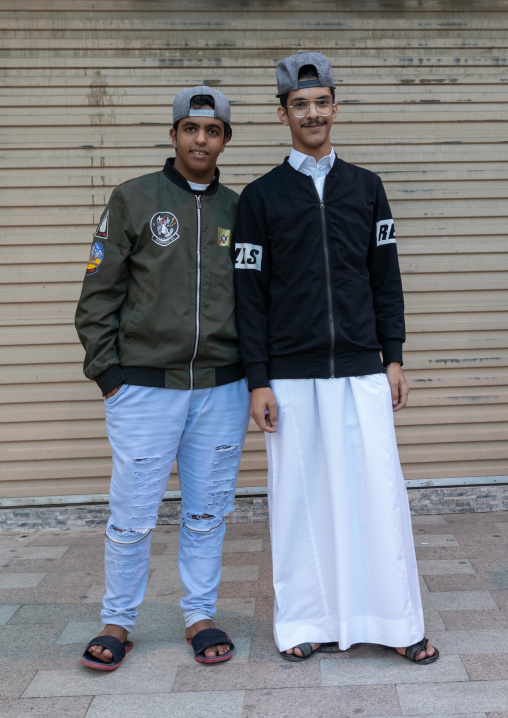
left=101, top=380, right=250, bottom=630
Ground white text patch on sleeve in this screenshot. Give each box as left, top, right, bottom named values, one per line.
left=234, top=243, right=263, bottom=271
left=376, top=218, right=396, bottom=247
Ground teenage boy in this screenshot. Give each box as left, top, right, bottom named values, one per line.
left=234, top=53, right=438, bottom=664
left=75, top=86, right=250, bottom=668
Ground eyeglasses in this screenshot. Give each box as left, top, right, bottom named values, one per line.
left=288, top=98, right=334, bottom=118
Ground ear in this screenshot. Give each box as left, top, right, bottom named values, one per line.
left=331, top=102, right=338, bottom=122
left=220, top=134, right=231, bottom=154
left=277, top=105, right=290, bottom=126
left=169, top=127, right=177, bottom=149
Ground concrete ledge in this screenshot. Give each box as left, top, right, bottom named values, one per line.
left=1, top=486, right=507, bottom=533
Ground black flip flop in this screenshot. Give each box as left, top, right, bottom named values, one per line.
left=394, top=637, right=439, bottom=664
left=187, top=628, right=234, bottom=664
left=318, top=642, right=362, bottom=653
left=280, top=642, right=322, bottom=662
left=81, top=635, right=133, bottom=671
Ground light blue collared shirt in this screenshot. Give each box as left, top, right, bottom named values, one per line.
left=288, top=147, right=336, bottom=200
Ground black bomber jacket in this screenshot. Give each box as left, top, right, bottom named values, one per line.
left=234, top=156, right=405, bottom=390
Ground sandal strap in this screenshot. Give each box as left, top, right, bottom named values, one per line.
left=405, top=637, right=428, bottom=662
left=190, top=628, right=234, bottom=657
left=294, top=642, right=313, bottom=658
left=85, top=635, right=127, bottom=664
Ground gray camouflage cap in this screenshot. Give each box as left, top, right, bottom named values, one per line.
left=172, top=85, right=231, bottom=126
left=276, top=51, right=335, bottom=98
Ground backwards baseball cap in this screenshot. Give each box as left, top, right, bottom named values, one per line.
left=172, top=85, right=231, bottom=126
left=276, top=51, right=335, bottom=98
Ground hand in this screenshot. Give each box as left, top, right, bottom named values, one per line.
left=250, top=387, right=278, bottom=433
left=386, top=363, right=409, bottom=412
left=105, top=384, right=123, bottom=400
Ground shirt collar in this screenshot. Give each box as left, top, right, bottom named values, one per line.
left=288, top=146, right=336, bottom=172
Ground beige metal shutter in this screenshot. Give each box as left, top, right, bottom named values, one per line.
left=1, top=1, right=507, bottom=504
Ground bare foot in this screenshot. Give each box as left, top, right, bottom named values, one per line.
left=87, top=624, right=128, bottom=663
left=396, top=640, right=436, bottom=661
left=285, top=643, right=321, bottom=657
left=185, top=619, right=230, bottom=658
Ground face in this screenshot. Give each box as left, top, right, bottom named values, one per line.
left=170, top=107, right=230, bottom=181
left=277, top=86, right=337, bottom=155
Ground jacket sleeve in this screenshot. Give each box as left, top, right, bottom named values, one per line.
left=367, top=178, right=406, bottom=366
left=74, top=187, right=132, bottom=395
left=234, top=188, right=271, bottom=390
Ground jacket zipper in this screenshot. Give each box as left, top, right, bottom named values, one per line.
left=189, top=194, right=202, bottom=389
left=311, top=179, right=335, bottom=377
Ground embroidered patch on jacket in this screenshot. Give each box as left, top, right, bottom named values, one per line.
left=376, top=218, right=396, bottom=247
left=218, top=227, right=231, bottom=247
left=150, top=211, right=179, bottom=246
left=234, top=243, right=262, bottom=271
left=94, top=210, right=109, bottom=239
left=85, top=240, right=104, bottom=275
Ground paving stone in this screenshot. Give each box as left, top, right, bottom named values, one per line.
left=494, top=523, right=508, bottom=533
left=242, top=685, right=401, bottom=718
left=0, top=662, right=38, bottom=699
left=397, top=680, right=508, bottom=714
left=440, top=609, right=508, bottom=631
left=422, top=590, right=497, bottom=611
left=415, top=547, right=467, bottom=561
left=0, top=573, right=47, bottom=589
left=0, top=623, right=79, bottom=660
left=7, top=603, right=101, bottom=625
left=0, top=604, right=20, bottom=624
left=491, top=591, right=508, bottom=610
left=424, top=574, right=495, bottom=592
left=0, top=546, right=69, bottom=561
left=221, top=565, right=259, bottom=582
left=411, top=515, right=447, bottom=525
left=23, top=654, right=179, bottom=697
left=320, top=653, right=468, bottom=685
left=254, top=595, right=274, bottom=622
left=223, top=539, right=263, bottom=553
left=222, top=552, right=267, bottom=567
left=488, top=714, right=508, bottom=718
left=216, top=598, right=256, bottom=618
left=414, top=534, right=459, bottom=547
left=423, top=609, right=446, bottom=631
left=0, top=696, right=92, bottom=718
left=81, top=584, right=104, bottom=604
left=418, top=559, right=476, bottom=576
left=56, top=620, right=104, bottom=644
left=218, top=576, right=275, bottom=598
left=172, top=659, right=321, bottom=692
left=429, top=629, right=508, bottom=655
left=86, top=691, right=245, bottom=718
left=462, top=654, right=508, bottom=681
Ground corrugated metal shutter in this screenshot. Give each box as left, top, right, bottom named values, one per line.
left=1, top=1, right=507, bottom=502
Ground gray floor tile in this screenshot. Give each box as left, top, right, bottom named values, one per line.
left=7, top=603, right=100, bottom=625
left=397, top=681, right=508, bottom=714
left=462, top=654, right=508, bottom=681
left=0, top=604, right=20, bottom=625
left=423, top=609, right=446, bottom=631
left=216, top=598, right=256, bottom=617
left=23, top=655, right=178, bottom=697
left=440, top=610, right=508, bottom=631
left=87, top=691, right=245, bottom=718
left=223, top=539, right=263, bottom=553
left=415, top=535, right=459, bottom=547
left=320, top=654, right=468, bottom=686
left=418, top=559, right=476, bottom=576
left=411, top=515, right=447, bottom=525
left=242, top=685, right=401, bottom=718
left=1, top=696, right=92, bottom=718
left=221, top=565, right=259, bottom=582
left=56, top=621, right=103, bottom=645
left=422, top=591, right=498, bottom=611
left=0, top=546, right=69, bottom=561
left=172, top=659, right=321, bottom=692
left=494, top=524, right=508, bottom=533
left=429, top=629, right=508, bottom=655
left=0, top=573, right=47, bottom=589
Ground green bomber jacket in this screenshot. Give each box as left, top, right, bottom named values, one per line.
left=75, top=159, right=244, bottom=395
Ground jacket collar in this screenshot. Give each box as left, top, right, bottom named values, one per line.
left=282, top=153, right=344, bottom=179
left=162, top=157, right=221, bottom=195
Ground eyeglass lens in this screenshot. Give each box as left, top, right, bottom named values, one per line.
left=290, top=99, right=333, bottom=118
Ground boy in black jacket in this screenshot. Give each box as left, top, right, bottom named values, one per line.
left=234, top=52, right=438, bottom=664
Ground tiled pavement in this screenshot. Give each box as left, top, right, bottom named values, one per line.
left=0, top=511, right=507, bottom=718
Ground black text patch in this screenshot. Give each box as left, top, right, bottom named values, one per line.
left=376, top=218, right=396, bottom=247
left=234, top=243, right=262, bottom=271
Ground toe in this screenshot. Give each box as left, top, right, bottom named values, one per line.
left=204, top=645, right=218, bottom=658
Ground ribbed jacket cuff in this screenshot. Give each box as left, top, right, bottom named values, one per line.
left=246, top=362, right=270, bottom=391
left=95, top=364, right=126, bottom=396
left=382, top=340, right=403, bottom=367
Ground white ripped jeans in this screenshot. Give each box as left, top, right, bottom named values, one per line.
left=101, top=380, right=250, bottom=630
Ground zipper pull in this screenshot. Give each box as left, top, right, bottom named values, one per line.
left=320, top=200, right=325, bottom=209
left=195, top=194, right=201, bottom=208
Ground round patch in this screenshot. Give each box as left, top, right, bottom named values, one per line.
left=150, top=211, right=180, bottom=246
left=85, top=240, right=104, bottom=275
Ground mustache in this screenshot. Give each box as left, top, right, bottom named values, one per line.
left=301, top=120, right=326, bottom=127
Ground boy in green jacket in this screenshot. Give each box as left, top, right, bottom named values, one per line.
left=76, top=87, right=250, bottom=669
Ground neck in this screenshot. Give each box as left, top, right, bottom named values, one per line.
left=292, top=139, right=332, bottom=162
left=173, top=154, right=215, bottom=185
